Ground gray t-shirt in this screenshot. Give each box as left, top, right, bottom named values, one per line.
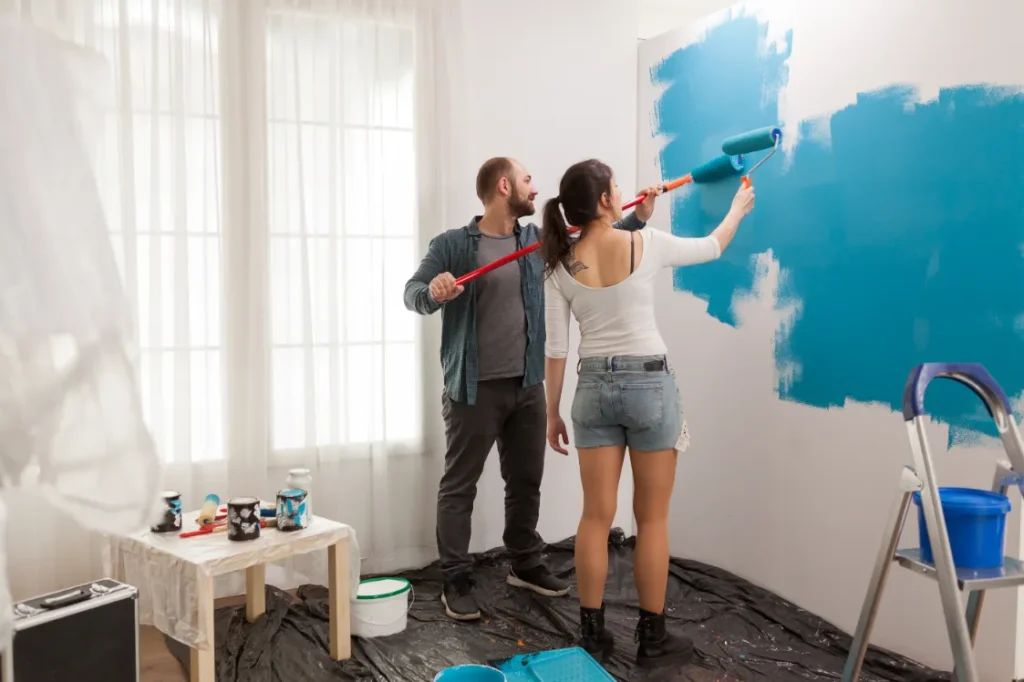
left=475, top=233, right=527, bottom=381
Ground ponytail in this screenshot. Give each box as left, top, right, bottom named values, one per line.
left=540, top=197, right=572, bottom=277
left=540, top=159, right=615, bottom=277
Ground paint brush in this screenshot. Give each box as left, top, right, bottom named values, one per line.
left=180, top=519, right=268, bottom=539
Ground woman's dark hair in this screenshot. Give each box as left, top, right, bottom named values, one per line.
left=540, top=159, right=615, bottom=276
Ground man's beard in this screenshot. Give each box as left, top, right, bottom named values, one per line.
left=509, top=190, right=535, bottom=218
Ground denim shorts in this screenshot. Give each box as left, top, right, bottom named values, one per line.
left=571, top=354, right=683, bottom=451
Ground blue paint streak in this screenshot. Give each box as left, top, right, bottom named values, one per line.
left=651, top=16, right=1024, bottom=444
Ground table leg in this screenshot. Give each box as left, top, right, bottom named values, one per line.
left=190, top=574, right=215, bottom=682
left=246, top=564, right=266, bottom=622
left=328, top=537, right=352, bottom=660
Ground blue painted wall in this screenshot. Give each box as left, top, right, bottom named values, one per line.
left=651, top=15, right=1024, bottom=445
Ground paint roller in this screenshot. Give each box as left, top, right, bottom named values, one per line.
left=197, top=493, right=220, bottom=526
left=453, top=154, right=745, bottom=287
left=618, top=154, right=744, bottom=211
left=720, top=126, right=782, bottom=189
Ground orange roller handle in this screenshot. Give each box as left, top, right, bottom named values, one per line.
left=620, top=174, right=692, bottom=211
left=663, top=174, right=694, bottom=192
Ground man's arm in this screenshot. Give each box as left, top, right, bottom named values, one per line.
left=613, top=211, right=646, bottom=232
left=403, top=235, right=449, bottom=315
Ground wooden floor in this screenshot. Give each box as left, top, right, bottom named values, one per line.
left=140, top=624, right=188, bottom=682
left=140, top=593, right=252, bottom=682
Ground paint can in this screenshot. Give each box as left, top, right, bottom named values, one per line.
left=151, top=490, right=182, bottom=533
left=227, top=497, right=262, bottom=541
left=276, top=488, right=310, bottom=532
left=286, top=467, right=313, bottom=518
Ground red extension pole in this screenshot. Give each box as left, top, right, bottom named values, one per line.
left=453, top=174, right=693, bottom=287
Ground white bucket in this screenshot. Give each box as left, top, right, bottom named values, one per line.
left=351, top=577, right=413, bottom=638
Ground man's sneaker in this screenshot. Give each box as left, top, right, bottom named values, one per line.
left=441, top=574, right=481, bottom=621
left=506, top=564, right=571, bottom=597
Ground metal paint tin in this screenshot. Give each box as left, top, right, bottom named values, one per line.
left=276, top=488, right=310, bottom=532
left=227, top=497, right=261, bottom=541
left=151, top=490, right=182, bottom=533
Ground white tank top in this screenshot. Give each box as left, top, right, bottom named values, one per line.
left=544, top=227, right=721, bottom=359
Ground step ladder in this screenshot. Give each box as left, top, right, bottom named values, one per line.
left=842, top=363, right=1024, bottom=682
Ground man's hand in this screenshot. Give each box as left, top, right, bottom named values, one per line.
left=429, top=272, right=464, bottom=303
left=547, top=414, right=569, bottom=455
left=633, top=185, right=662, bottom=223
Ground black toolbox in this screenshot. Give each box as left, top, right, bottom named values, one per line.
left=1, top=578, right=138, bottom=682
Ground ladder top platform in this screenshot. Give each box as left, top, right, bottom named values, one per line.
left=895, top=548, right=1024, bottom=591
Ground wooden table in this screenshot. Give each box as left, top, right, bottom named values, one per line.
left=104, top=513, right=358, bottom=682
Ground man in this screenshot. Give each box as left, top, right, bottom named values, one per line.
left=404, top=157, right=648, bottom=621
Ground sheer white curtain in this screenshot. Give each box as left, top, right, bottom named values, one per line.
left=3, top=0, right=463, bottom=600
left=257, top=0, right=455, bottom=575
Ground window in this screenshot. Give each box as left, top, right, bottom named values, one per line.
left=265, top=10, right=421, bottom=457
left=92, top=0, right=225, bottom=463
left=77, top=0, right=421, bottom=463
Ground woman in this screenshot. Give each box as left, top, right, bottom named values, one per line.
left=540, top=159, right=754, bottom=668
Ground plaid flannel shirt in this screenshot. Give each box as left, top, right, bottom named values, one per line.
left=404, top=212, right=645, bottom=405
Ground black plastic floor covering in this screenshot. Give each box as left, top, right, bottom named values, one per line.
left=171, top=531, right=951, bottom=681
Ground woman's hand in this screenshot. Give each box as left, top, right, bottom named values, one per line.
left=730, top=184, right=755, bottom=217
left=547, top=413, right=569, bottom=455
left=633, top=185, right=662, bottom=223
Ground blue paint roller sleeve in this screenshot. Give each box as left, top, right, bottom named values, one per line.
left=690, top=154, right=745, bottom=183
left=721, top=126, right=782, bottom=155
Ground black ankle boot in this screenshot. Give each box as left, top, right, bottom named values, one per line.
left=579, top=604, right=615, bottom=663
left=635, top=608, right=695, bottom=669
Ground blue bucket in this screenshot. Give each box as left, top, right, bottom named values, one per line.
left=433, top=665, right=507, bottom=682
left=912, top=487, right=1011, bottom=569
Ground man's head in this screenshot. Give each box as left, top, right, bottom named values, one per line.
left=475, top=157, right=537, bottom=218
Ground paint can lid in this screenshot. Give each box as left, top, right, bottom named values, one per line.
left=356, top=577, right=411, bottom=600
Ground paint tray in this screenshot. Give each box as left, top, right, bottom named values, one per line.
left=491, top=647, right=615, bottom=682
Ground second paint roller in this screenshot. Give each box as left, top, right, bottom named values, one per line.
left=721, top=126, right=782, bottom=189
left=454, top=153, right=745, bottom=287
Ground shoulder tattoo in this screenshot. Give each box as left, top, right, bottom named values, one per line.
left=567, top=244, right=588, bottom=275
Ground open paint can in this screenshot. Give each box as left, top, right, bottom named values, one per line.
left=227, top=497, right=262, bottom=541
left=151, top=490, right=182, bottom=533
left=276, top=489, right=310, bottom=531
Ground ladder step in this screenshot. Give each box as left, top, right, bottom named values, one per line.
left=894, top=548, right=1024, bottom=591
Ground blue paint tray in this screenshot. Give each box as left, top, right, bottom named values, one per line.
left=491, top=647, right=615, bottom=681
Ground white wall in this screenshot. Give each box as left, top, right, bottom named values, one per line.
left=637, top=0, right=736, bottom=40
left=417, top=0, right=641, bottom=559
left=637, top=2, right=1024, bottom=680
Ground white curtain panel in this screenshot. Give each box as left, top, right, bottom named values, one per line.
left=2, top=0, right=464, bottom=600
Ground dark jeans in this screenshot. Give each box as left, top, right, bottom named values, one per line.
left=436, top=377, right=547, bottom=582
